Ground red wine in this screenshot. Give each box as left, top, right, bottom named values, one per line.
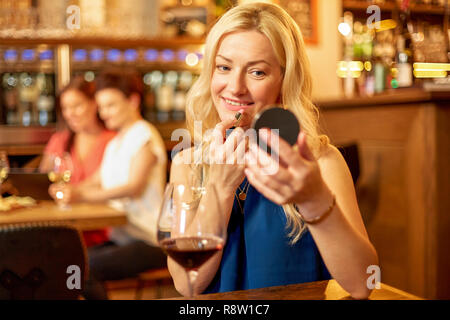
left=160, top=236, right=224, bottom=270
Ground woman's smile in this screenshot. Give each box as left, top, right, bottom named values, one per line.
left=221, top=96, right=254, bottom=111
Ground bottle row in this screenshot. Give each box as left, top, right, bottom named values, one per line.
left=0, top=69, right=198, bottom=127
left=0, top=46, right=204, bottom=71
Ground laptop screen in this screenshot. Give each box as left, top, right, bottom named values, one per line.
left=4, top=170, right=52, bottom=200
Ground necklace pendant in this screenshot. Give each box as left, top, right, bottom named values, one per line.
left=239, top=192, right=246, bottom=201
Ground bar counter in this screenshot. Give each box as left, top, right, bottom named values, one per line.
left=316, top=88, right=450, bottom=299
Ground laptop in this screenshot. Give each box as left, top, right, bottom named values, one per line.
left=4, top=170, right=52, bottom=200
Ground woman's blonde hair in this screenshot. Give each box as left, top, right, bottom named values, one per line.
left=185, top=2, right=329, bottom=244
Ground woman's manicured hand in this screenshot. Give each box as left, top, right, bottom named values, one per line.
left=245, top=129, right=333, bottom=220
left=208, top=118, right=247, bottom=195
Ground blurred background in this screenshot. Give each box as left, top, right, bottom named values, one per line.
left=0, top=0, right=449, bottom=299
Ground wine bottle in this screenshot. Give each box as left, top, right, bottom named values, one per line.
left=36, top=73, right=55, bottom=126
left=19, top=72, right=38, bottom=126
left=2, top=73, right=20, bottom=125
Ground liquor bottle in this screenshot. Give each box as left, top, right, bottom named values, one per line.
left=144, top=70, right=162, bottom=123
left=142, top=71, right=158, bottom=123
left=172, top=71, right=192, bottom=121
left=156, top=71, right=176, bottom=123
left=363, top=26, right=376, bottom=96
left=18, top=72, right=38, bottom=126
left=341, top=12, right=355, bottom=98
left=373, top=33, right=386, bottom=94
left=2, top=73, right=20, bottom=125
left=395, top=0, right=413, bottom=87
left=353, top=21, right=365, bottom=96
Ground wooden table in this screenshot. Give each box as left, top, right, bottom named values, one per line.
left=0, top=200, right=127, bottom=231
left=167, top=279, right=422, bottom=300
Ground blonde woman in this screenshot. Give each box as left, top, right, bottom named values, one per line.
left=169, top=2, right=378, bottom=299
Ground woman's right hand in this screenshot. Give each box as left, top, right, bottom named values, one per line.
left=208, top=118, right=247, bottom=195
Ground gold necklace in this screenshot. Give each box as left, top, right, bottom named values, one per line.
left=235, top=193, right=244, bottom=214
left=237, top=180, right=250, bottom=201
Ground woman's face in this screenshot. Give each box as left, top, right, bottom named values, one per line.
left=211, top=30, right=283, bottom=128
left=60, top=89, right=98, bottom=133
left=96, top=88, right=134, bottom=131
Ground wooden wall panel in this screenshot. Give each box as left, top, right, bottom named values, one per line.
left=319, top=102, right=448, bottom=299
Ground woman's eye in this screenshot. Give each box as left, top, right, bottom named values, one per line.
left=216, top=65, right=230, bottom=72
left=251, top=70, right=266, bottom=77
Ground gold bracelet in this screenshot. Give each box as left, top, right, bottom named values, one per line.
left=295, top=195, right=336, bottom=225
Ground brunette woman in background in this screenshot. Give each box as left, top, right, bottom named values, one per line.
left=40, top=76, right=116, bottom=248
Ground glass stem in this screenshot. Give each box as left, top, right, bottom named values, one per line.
left=186, top=269, right=198, bottom=298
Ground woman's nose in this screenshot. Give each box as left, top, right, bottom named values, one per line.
left=63, top=108, right=75, bottom=119
left=228, top=71, right=248, bottom=96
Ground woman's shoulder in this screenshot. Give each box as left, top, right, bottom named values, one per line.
left=44, top=129, right=71, bottom=154
left=127, top=120, right=162, bottom=140
left=316, top=143, right=356, bottom=193
left=50, top=129, right=71, bottom=141
left=317, top=144, right=347, bottom=170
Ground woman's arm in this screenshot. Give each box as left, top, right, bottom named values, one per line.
left=39, top=153, right=53, bottom=173
left=75, top=141, right=157, bottom=202
left=305, top=145, right=378, bottom=299
left=168, top=120, right=246, bottom=296
left=245, top=130, right=378, bottom=299
left=51, top=141, right=157, bottom=203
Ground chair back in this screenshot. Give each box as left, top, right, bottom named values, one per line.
left=0, top=223, right=87, bottom=300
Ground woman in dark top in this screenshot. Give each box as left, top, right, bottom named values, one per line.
left=168, top=2, right=378, bottom=299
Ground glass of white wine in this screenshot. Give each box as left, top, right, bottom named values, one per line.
left=0, top=151, right=10, bottom=199
left=47, top=152, right=73, bottom=210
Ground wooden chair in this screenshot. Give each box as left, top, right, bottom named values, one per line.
left=0, top=223, right=87, bottom=300
left=337, top=143, right=360, bottom=186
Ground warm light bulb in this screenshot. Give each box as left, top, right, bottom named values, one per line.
left=338, top=22, right=351, bottom=37
left=185, top=53, right=199, bottom=67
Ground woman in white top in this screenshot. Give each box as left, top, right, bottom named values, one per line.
left=50, top=68, right=167, bottom=299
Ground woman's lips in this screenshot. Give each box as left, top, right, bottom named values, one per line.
left=221, top=97, right=254, bottom=111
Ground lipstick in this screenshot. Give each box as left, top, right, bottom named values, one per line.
left=234, top=110, right=243, bottom=126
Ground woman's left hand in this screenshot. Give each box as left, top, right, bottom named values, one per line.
left=244, top=129, right=333, bottom=220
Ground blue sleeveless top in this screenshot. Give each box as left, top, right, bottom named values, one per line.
left=204, top=179, right=331, bottom=293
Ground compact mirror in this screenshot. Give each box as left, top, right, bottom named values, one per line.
left=251, top=105, right=300, bottom=153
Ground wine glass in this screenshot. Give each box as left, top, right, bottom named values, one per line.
left=47, top=152, right=73, bottom=210
left=0, top=151, right=10, bottom=199
left=157, top=182, right=226, bottom=297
